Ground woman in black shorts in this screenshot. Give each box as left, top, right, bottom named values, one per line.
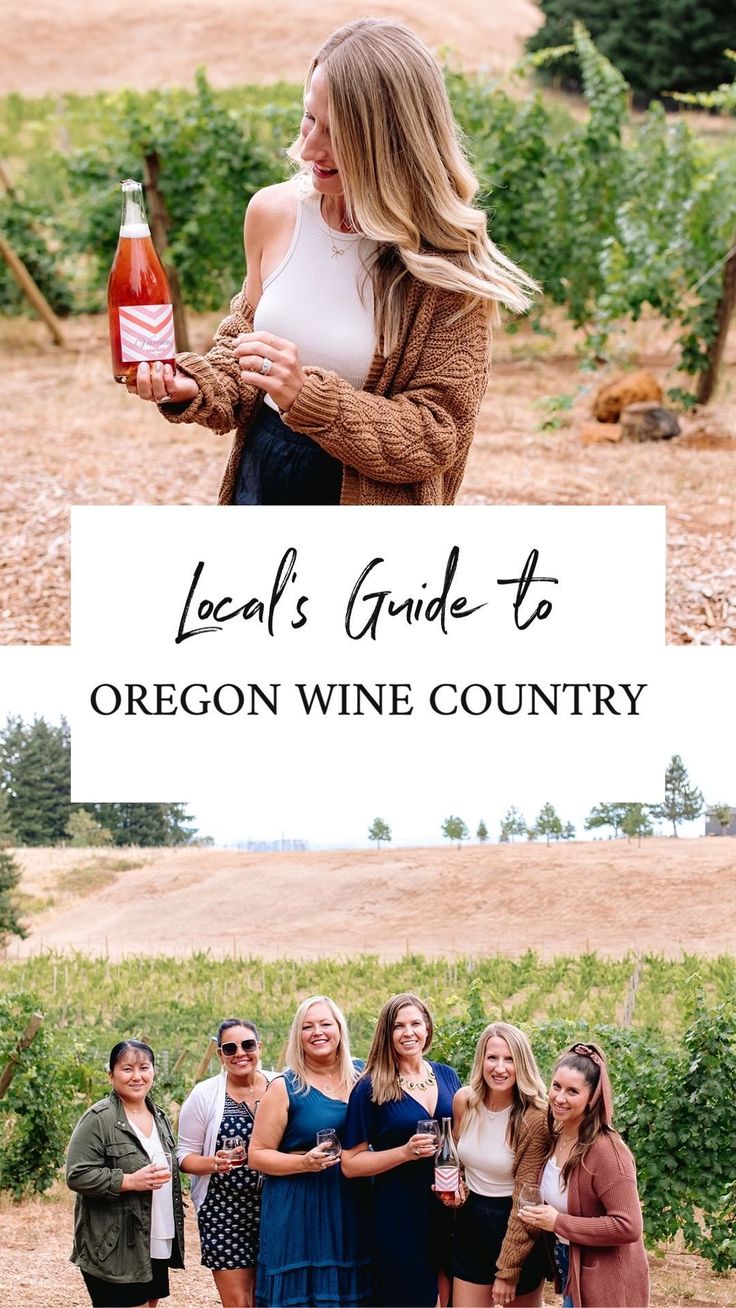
left=449, top=1023, right=549, bottom=1307
left=66, top=1039, right=184, bottom=1307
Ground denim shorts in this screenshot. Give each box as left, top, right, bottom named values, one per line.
left=554, top=1238, right=574, bottom=1307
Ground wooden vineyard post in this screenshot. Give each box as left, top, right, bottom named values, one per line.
left=0, top=1012, right=44, bottom=1100
left=172, top=1049, right=188, bottom=1076
left=143, top=152, right=190, bottom=353
left=0, top=235, right=66, bottom=347
left=193, top=1036, right=217, bottom=1084
left=696, top=232, right=736, bottom=406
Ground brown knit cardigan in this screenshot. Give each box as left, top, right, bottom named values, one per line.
left=550, top=1133, right=650, bottom=1307
left=494, top=1105, right=550, bottom=1285
left=161, top=275, right=491, bottom=505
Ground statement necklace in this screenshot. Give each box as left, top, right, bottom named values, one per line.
left=397, top=1063, right=436, bottom=1092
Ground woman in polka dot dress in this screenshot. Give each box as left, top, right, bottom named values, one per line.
left=178, top=1018, right=272, bottom=1308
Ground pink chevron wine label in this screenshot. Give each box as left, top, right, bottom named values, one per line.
left=119, top=303, right=175, bottom=362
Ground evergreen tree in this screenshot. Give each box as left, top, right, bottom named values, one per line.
left=584, top=803, right=628, bottom=839
left=0, top=848, right=27, bottom=946
left=562, top=821, right=576, bottom=841
left=368, top=817, right=391, bottom=850
left=441, top=816, right=469, bottom=849
left=65, top=809, right=114, bottom=847
left=499, top=806, right=527, bottom=843
left=650, top=754, right=704, bottom=836
left=0, top=716, right=71, bottom=845
left=90, top=803, right=197, bottom=847
left=526, top=0, right=736, bottom=105
left=476, top=819, right=489, bottom=844
left=0, top=788, right=16, bottom=845
left=620, top=803, right=653, bottom=845
left=534, top=802, right=563, bottom=845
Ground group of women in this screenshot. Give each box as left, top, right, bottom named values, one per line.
left=66, top=993, right=650, bottom=1308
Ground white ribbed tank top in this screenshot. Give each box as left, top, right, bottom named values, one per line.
left=457, top=1105, right=515, bottom=1197
left=253, top=185, right=378, bottom=409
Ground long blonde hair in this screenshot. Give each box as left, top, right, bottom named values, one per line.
left=362, top=993, right=434, bottom=1105
left=281, top=995, right=356, bottom=1094
left=460, top=1022, right=547, bottom=1151
left=290, top=18, right=538, bottom=354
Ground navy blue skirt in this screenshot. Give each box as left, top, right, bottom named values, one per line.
left=235, top=404, right=342, bottom=505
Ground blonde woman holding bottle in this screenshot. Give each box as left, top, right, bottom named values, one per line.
left=132, top=18, right=536, bottom=507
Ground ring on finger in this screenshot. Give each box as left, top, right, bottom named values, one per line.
left=260, top=356, right=273, bottom=375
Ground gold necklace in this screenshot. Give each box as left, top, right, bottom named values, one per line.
left=554, top=1130, right=577, bottom=1163
left=229, top=1080, right=260, bottom=1099
left=397, top=1063, right=436, bottom=1092
left=321, top=197, right=356, bottom=258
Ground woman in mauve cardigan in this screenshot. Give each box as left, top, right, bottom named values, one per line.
left=519, top=1043, right=649, bottom=1308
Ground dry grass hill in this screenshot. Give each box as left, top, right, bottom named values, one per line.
left=10, top=837, right=736, bottom=961
left=2, top=0, right=542, bottom=96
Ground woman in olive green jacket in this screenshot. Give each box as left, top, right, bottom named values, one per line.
left=66, top=1039, right=185, bottom=1307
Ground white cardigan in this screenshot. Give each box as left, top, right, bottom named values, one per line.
left=177, top=1068, right=273, bottom=1213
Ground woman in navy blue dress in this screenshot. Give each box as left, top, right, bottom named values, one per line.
left=342, top=993, right=461, bottom=1307
left=248, top=996, right=371, bottom=1307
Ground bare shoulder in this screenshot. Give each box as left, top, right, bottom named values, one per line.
left=453, top=1086, right=471, bottom=1116
left=262, top=1073, right=289, bottom=1103
left=245, top=180, right=299, bottom=234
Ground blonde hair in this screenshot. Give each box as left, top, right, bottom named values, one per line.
left=362, top=993, right=434, bottom=1105
left=282, top=995, right=356, bottom=1094
left=460, top=1022, right=547, bottom=1151
left=289, top=18, right=538, bottom=355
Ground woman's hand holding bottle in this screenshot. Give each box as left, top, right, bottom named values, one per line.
left=127, top=361, right=200, bottom=405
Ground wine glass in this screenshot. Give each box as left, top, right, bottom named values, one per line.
left=151, top=1149, right=172, bottom=1180
left=518, top=1183, right=542, bottom=1211
left=316, top=1128, right=341, bottom=1159
left=416, top=1119, right=440, bottom=1149
left=220, top=1135, right=246, bottom=1167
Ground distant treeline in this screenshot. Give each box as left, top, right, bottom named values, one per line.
left=0, top=715, right=196, bottom=847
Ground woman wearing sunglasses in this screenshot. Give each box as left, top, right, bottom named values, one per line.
left=177, top=1018, right=272, bottom=1308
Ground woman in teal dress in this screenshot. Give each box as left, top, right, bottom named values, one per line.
left=342, top=993, right=461, bottom=1307
left=248, top=996, right=370, bottom=1306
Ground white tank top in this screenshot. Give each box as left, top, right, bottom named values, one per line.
left=253, top=184, right=378, bottom=409
left=541, top=1156, right=570, bottom=1244
left=457, top=1105, right=515, bottom=1197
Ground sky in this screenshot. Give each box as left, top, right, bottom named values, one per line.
left=1, top=645, right=733, bottom=848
